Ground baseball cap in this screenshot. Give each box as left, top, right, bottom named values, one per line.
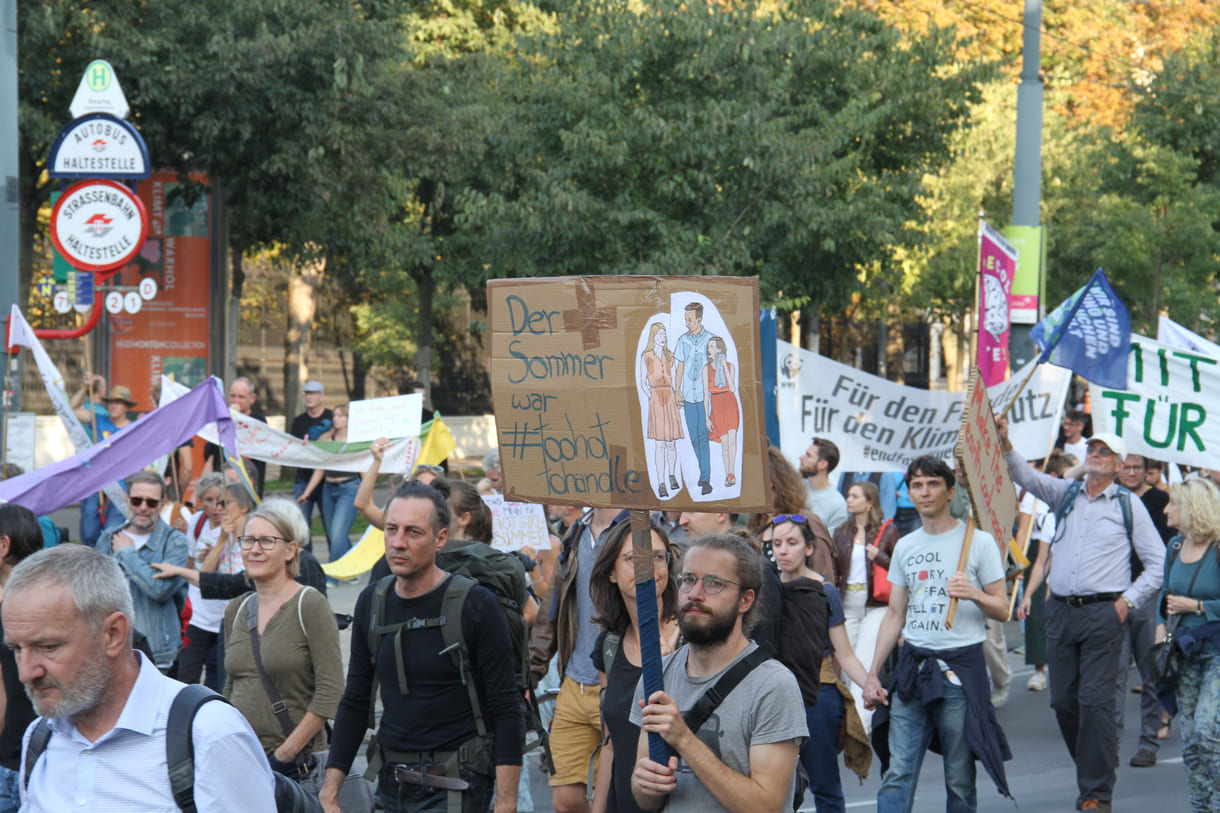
left=1087, top=433, right=1127, bottom=460
left=302, top=381, right=325, bottom=394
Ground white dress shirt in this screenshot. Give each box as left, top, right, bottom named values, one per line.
left=20, top=651, right=276, bottom=812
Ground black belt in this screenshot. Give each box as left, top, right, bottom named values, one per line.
left=1051, top=591, right=1121, bottom=608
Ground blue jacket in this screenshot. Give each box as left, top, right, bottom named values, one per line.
left=97, top=519, right=188, bottom=667
left=872, top=642, right=1013, bottom=800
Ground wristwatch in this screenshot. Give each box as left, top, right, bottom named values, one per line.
left=1123, top=596, right=1134, bottom=609
left=1196, top=600, right=1205, bottom=616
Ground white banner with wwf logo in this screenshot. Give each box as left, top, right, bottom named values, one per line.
left=777, top=341, right=1071, bottom=472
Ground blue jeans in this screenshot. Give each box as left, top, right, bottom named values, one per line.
left=292, top=479, right=321, bottom=552
left=802, top=684, right=846, bottom=813
left=321, top=478, right=359, bottom=563
left=79, top=491, right=128, bottom=548
left=1179, top=647, right=1220, bottom=812
left=878, top=676, right=977, bottom=813
left=0, top=764, right=19, bottom=813
left=681, top=400, right=711, bottom=484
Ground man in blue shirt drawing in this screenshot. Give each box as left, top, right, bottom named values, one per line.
left=673, top=302, right=713, bottom=497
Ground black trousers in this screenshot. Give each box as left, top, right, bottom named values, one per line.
left=1045, top=596, right=1126, bottom=804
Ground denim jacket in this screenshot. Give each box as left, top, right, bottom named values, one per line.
left=97, top=519, right=189, bottom=667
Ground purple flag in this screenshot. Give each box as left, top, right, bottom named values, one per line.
left=0, top=378, right=238, bottom=517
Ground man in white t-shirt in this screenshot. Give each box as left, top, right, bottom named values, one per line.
left=799, top=438, right=848, bottom=533
left=1060, top=409, right=1089, bottom=463
left=863, top=456, right=1011, bottom=811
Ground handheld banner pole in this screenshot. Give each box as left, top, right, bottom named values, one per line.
left=944, top=516, right=976, bottom=630
left=630, top=508, right=669, bottom=765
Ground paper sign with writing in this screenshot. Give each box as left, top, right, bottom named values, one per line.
left=346, top=393, right=423, bottom=443
left=954, top=368, right=1017, bottom=546
left=482, top=494, right=551, bottom=553
left=1089, top=334, right=1220, bottom=468
left=488, top=276, right=771, bottom=511
left=777, top=341, right=1070, bottom=473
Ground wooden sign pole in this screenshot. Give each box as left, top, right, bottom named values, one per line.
left=944, top=516, right=976, bottom=630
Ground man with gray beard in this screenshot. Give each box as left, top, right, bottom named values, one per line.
left=4, top=546, right=275, bottom=812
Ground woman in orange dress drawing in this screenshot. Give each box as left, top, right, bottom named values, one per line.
left=704, top=335, right=740, bottom=488
left=639, top=323, right=684, bottom=498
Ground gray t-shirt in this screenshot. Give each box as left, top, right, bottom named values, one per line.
left=887, top=521, right=1005, bottom=649
left=567, top=522, right=607, bottom=684
left=629, top=642, right=807, bottom=813
left=805, top=484, right=848, bottom=534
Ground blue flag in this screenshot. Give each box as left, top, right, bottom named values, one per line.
left=1030, top=269, right=1130, bottom=390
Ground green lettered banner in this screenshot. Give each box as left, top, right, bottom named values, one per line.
left=1090, top=334, right=1219, bottom=467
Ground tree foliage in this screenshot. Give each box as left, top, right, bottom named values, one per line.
left=458, top=0, right=987, bottom=317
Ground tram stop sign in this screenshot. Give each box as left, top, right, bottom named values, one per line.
left=49, top=179, right=148, bottom=273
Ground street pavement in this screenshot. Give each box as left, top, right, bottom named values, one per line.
left=45, top=500, right=1192, bottom=812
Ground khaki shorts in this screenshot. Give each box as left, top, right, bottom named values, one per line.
left=547, top=675, right=603, bottom=787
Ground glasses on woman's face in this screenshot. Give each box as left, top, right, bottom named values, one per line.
left=237, top=535, right=291, bottom=551
left=620, top=551, right=670, bottom=567
left=677, top=573, right=739, bottom=594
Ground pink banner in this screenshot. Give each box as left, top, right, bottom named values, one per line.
left=977, top=222, right=1018, bottom=386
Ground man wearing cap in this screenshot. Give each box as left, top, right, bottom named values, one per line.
left=70, top=376, right=138, bottom=547
left=998, top=420, right=1163, bottom=813
left=291, top=381, right=333, bottom=551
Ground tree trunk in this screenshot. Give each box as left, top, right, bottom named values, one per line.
left=284, top=257, right=324, bottom=421
left=411, top=267, right=435, bottom=407
left=351, top=350, right=367, bottom=401
left=228, top=243, right=244, bottom=384
left=802, top=310, right=820, bottom=355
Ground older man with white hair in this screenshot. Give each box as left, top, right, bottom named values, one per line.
left=5, top=545, right=274, bottom=812
left=999, top=422, right=1163, bottom=813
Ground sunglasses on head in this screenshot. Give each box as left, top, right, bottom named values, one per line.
left=130, top=496, right=161, bottom=508
left=771, top=514, right=809, bottom=526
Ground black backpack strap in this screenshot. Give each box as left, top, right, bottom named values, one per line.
left=166, top=684, right=229, bottom=813
left=21, top=718, right=52, bottom=792
left=682, top=642, right=774, bottom=735
left=366, top=574, right=397, bottom=729
left=439, top=576, right=481, bottom=737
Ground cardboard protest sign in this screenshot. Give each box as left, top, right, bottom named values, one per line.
left=777, top=340, right=1070, bottom=473
left=1089, top=334, right=1219, bottom=468
left=482, top=495, right=551, bottom=553
left=347, top=393, right=423, bottom=443
left=488, top=276, right=771, bottom=511
left=954, top=368, right=1018, bottom=546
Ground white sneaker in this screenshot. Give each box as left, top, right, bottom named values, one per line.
left=991, top=684, right=1010, bottom=708
left=1027, top=671, right=1048, bottom=692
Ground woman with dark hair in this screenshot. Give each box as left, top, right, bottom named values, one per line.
left=589, top=521, right=681, bottom=813
left=770, top=514, right=871, bottom=813
left=0, top=505, right=53, bottom=812
left=832, top=479, right=899, bottom=731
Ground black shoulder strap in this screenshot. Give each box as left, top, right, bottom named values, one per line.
left=166, top=684, right=229, bottom=813
left=21, top=719, right=52, bottom=791
left=682, top=642, right=774, bottom=735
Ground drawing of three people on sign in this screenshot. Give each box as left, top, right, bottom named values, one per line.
left=636, top=296, right=742, bottom=500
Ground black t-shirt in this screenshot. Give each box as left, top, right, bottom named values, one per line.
left=290, top=409, right=334, bottom=483
left=0, top=612, right=35, bottom=771
left=1132, top=487, right=1173, bottom=579
left=204, top=408, right=268, bottom=496
left=591, top=630, right=649, bottom=813
left=327, top=575, right=524, bottom=774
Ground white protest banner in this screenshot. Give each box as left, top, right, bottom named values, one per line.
left=8, top=306, right=129, bottom=516
left=1157, top=315, right=1220, bottom=359
left=1089, top=334, right=1220, bottom=468
left=160, top=377, right=419, bottom=473
left=346, top=393, right=423, bottom=443
left=482, top=494, right=551, bottom=553
left=777, top=340, right=1071, bottom=472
